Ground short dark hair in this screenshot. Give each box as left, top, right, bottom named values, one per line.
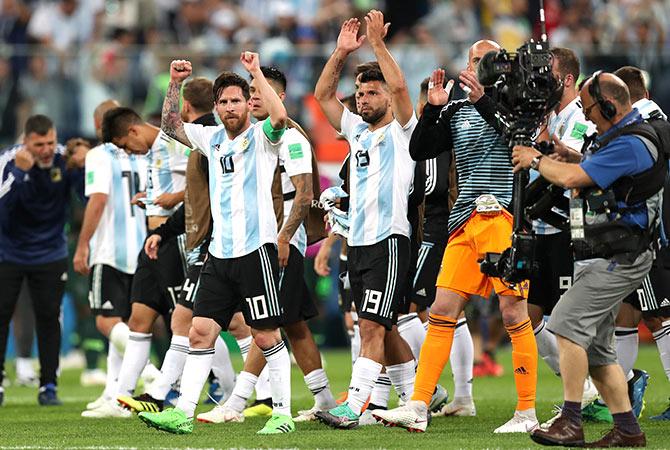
left=355, top=61, right=380, bottom=78
left=550, top=47, right=580, bottom=81
left=183, top=77, right=214, bottom=114
left=254, top=66, right=287, bottom=92
left=213, top=71, right=250, bottom=101
left=358, top=68, right=386, bottom=84
left=24, top=114, right=53, bottom=136
left=101, top=107, right=142, bottom=143
left=613, top=66, right=647, bottom=102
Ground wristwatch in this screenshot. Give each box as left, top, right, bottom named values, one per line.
left=530, top=154, right=544, bottom=170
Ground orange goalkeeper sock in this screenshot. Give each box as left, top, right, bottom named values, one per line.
left=506, top=318, right=538, bottom=411
left=411, top=314, right=457, bottom=405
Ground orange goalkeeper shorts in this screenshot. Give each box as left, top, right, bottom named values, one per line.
left=436, top=210, right=529, bottom=299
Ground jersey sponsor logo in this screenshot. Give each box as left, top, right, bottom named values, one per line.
left=86, top=171, right=95, bottom=185
left=570, top=122, right=588, bottom=139
left=288, top=143, right=303, bottom=160
left=101, top=300, right=114, bottom=310
left=514, top=366, right=529, bottom=375
left=460, top=120, right=472, bottom=130
left=660, top=298, right=670, bottom=308
left=416, top=288, right=427, bottom=297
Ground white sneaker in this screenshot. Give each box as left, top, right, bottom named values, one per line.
left=86, top=394, right=108, bottom=410
left=581, top=377, right=600, bottom=407
left=294, top=406, right=320, bottom=422
left=80, top=369, right=107, bottom=387
left=81, top=400, right=131, bottom=418
left=540, top=405, right=562, bottom=429
left=493, top=409, right=539, bottom=433
left=196, top=405, right=245, bottom=424
left=372, top=400, right=429, bottom=433
left=438, top=396, right=477, bottom=417
left=359, top=409, right=381, bottom=426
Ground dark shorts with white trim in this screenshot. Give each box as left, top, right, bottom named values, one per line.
left=278, top=245, right=318, bottom=325
left=88, top=264, right=132, bottom=319
left=348, top=235, right=410, bottom=330
left=177, top=241, right=209, bottom=310
left=527, top=231, right=574, bottom=315
left=623, top=252, right=670, bottom=318
left=131, top=234, right=187, bottom=316
left=193, top=244, right=283, bottom=330
left=410, top=238, right=447, bottom=309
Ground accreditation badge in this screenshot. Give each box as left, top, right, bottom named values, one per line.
left=50, top=167, right=62, bottom=182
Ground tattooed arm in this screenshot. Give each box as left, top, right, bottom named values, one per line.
left=277, top=173, right=313, bottom=266
left=161, top=60, right=193, bottom=147
left=314, top=18, right=365, bottom=132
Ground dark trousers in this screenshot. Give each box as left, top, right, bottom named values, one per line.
left=0, top=259, right=67, bottom=386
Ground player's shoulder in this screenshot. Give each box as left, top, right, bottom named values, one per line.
left=283, top=127, right=310, bottom=146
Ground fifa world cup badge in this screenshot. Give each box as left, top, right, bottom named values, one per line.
left=50, top=167, right=62, bottom=182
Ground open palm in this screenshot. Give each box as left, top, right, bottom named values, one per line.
left=337, top=18, right=365, bottom=53
left=427, top=69, right=454, bottom=106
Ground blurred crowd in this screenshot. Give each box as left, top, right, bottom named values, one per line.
left=0, top=0, right=669, bottom=146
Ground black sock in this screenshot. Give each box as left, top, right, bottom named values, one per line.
left=367, top=402, right=387, bottom=411
left=612, top=411, right=642, bottom=435
left=561, top=400, right=582, bottom=425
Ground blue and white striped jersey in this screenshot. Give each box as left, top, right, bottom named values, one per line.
left=145, top=131, right=188, bottom=217
left=532, top=97, right=596, bottom=235
left=85, top=143, right=147, bottom=273
left=184, top=119, right=283, bottom=259
left=340, top=108, right=417, bottom=247
left=278, top=128, right=312, bottom=255
left=633, top=98, right=667, bottom=120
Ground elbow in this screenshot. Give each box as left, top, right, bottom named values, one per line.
left=314, top=89, right=331, bottom=104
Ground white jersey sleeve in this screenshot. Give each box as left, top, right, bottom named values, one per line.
left=84, top=146, right=112, bottom=197
left=340, top=108, right=366, bottom=142
left=279, top=129, right=312, bottom=177
left=183, top=123, right=223, bottom=157
left=394, top=113, right=419, bottom=141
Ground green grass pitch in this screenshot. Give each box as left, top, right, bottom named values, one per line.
left=0, top=346, right=668, bottom=449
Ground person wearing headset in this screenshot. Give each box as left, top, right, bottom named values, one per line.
left=512, top=72, right=665, bottom=447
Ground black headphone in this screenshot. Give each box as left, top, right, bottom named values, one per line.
left=589, top=71, right=617, bottom=121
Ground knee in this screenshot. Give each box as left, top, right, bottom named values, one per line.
left=95, top=316, right=121, bottom=337
left=500, top=304, right=527, bottom=327
left=188, top=318, right=218, bottom=348
left=127, top=314, right=153, bottom=334
left=642, top=316, right=662, bottom=333
left=252, top=329, right=281, bottom=350
left=527, top=304, right=544, bottom=328
left=170, top=305, right=193, bottom=336
left=358, top=319, right=385, bottom=346
left=227, top=312, right=250, bottom=339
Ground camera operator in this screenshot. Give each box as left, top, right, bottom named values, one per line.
left=528, top=48, right=599, bottom=409
left=513, top=72, right=662, bottom=447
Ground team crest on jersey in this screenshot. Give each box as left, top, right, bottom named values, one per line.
left=239, top=138, right=250, bottom=152
left=155, top=158, right=162, bottom=168
left=373, top=132, right=386, bottom=147
left=50, top=167, right=62, bottom=182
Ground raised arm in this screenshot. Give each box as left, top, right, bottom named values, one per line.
left=161, top=60, right=193, bottom=147
left=314, top=18, right=365, bottom=132
left=365, top=10, right=413, bottom=126
left=240, top=52, right=287, bottom=133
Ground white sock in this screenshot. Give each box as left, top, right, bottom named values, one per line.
left=369, top=372, right=391, bottom=409
left=304, top=368, right=335, bottom=409
left=386, top=360, right=416, bottom=404
left=109, top=322, right=130, bottom=354
left=149, top=335, right=189, bottom=400
left=653, top=321, right=670, bottom=382
left=175, top=347, right=214, bottom=417
left=615, top=326, right=639, bottom=380
left=225, top=371, right=258, bottom=413
left=534, top=320, right=561, bottom=375
left=236, top=336, right=252, bottom=361
left=102, top=344, right=124, bottom=399
left=348, top=357, right=382, bottom=415
left=16, top=357, right=35, bottom=377
left=255, top=366, right=272, bottom=401
left=452, top=318, right=474, bottom=399
left=351, top=314, right=361, bottom=365
left=212, top=335, right=236, bottom=399
left=398, top=313, right=426, bottom=360
left=116, top=331, right=152, bottom=396
left=262, top=341, right=291, bottom=417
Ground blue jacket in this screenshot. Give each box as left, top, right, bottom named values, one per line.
left=0, top=146, right=84, bottom=265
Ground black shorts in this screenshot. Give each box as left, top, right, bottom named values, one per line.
left=338, top=256, right=353, bottom=313
left=88, top=264, right=132, bottom=318
left=348, top=235, right=410, bottom=330
left=279, top=245, right=318, bottom=325
left=193, top=244, right=282, bottom=330
left=177, top=242, right=209, bottom=310
left=527, top=231, right=574, bottom=314
left=411, top=239, right=447, bottom=309
left=131, top=235, right=187, bottom=316
left=623, top=255, right=670, bottom=318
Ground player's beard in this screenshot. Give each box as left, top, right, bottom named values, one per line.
left=224, top=114, right=247, bottom=135
left=36, top=158, right=54, bottom=169
left=360, top=106, right=386, bottom=125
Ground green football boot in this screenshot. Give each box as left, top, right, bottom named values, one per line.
left=257, top=414, right=296, bottom=434
left=138, top=408, right=194, bottom=434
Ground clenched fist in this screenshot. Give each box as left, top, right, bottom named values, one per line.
left=170, top=60, right=192, bottom=83
left=240, top=51, right=260, bottom=74
left=14, top=149, right=35, bottom=171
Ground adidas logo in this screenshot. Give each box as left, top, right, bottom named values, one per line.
left=460, top=120, right=472, bottom=130
left=514, top=366, right=529, bottom=375
left=416, top=288, right=427, bottom=297
left=661, top=298, right=670, bottom=308
left=102, top=301, right=114, bottom=310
